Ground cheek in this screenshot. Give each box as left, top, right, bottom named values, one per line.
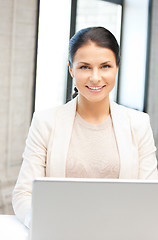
left=75, top=71, right=89, bottom=78
left=75, top=78, right=84, bottom=88
left=74, top=71, right=89, bottom=84
left=105, top=71, right=117, bottom=82
left=74, top=78, right=87, bottom=93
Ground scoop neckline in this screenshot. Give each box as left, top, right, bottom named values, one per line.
left=75, top=112, right=112, bottom=130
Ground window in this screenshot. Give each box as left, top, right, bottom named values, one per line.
left=35, top=0, right=71, bottom=111
left=117, top=0, right=151, bottom=112
left=66, top=0, right=123, bottom=102
left=34, top=0, right=150, bottom=112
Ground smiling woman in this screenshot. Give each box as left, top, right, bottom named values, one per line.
left=12, top=26, right=158, bottom=229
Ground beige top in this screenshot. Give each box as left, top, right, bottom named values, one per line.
left=66, top=113, right=120, bottom=178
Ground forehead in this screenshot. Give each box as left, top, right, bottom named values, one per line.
left=73, top=42, right=116, bottom=63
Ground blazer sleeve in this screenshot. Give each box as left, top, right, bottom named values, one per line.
left=136, top=114, right=158, bottom=179
left=12, top=111, right=51, bottom=228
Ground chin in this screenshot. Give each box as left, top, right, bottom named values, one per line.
left=86, top=96, right=109, bottom=104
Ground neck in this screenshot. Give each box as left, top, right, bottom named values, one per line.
left=77, top=95, right=110, bottom=124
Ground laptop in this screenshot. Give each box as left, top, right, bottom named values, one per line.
left=30, top=178, right=158, bottom=240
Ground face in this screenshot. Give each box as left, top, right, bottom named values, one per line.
left=69, top=42, right=118, bottom=104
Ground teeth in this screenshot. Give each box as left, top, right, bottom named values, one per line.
left=88, top=86, right=103, bottom=90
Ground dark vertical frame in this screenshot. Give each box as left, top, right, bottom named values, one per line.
left=32, top=0, right=40, bottom=117
left=66, top=0, right=124, bottom=103
left=143, top=0, right=152, bottom=113
left=66, top=0, right=78, bottom=102
left=116, top=0, right=124, bottom=103
left=102, top=0, right=123, bottom=4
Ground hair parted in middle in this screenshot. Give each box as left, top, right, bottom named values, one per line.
left=69, top=26, right=120, bottom=68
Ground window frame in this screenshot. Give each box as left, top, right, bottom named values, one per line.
left=66, top=0, right=124, bottom=103
left=117, top=0, right=152, bottom=112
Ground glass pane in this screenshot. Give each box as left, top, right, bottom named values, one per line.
left=35, top=0, right=71, bottom=111
left=118, top=0, right=150, bottom=111
left=75, top=0, right=122, bottom=101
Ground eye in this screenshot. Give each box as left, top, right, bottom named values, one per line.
left=101, top=65, right=111, bottom=69
left=80, top=66, right=90, bottom=69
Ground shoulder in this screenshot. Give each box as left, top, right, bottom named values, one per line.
left=116, top=102, right=149, bottom=119
left=32, top=98, right=77, bottom=129
left=111, top=101, right=150, bottom=131
left=112, top=101, right=149, bottom=120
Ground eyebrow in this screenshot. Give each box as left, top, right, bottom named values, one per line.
left=100, top=61, right=111, bottom=65
left=78, top=61, right=111, bottom=65
left=78, top=62, right=91, bottom=65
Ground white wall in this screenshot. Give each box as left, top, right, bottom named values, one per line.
left=35, top=0, right=71, bottom=111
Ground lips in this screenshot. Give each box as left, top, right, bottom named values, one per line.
left=86, top=85, right=105, bottom=92
left=87, top=86, right=103, bottom=90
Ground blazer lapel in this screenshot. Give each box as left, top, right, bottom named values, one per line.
left=110, top=100, right=138, bottom=179
left=50, top=98, right=77, bottom=177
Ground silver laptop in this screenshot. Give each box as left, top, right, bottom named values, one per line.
left=30, top=178, right=158, bottom=240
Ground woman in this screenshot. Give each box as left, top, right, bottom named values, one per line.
left=12, top=27, right=158, bottom=228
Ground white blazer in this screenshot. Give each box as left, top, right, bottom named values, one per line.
left=12, top=97, right=158, bottom=227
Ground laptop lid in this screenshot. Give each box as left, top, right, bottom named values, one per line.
left=30, top=178, right=158, bottom=240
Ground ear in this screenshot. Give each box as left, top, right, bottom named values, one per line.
left=68, top=63, right=74, bottom=78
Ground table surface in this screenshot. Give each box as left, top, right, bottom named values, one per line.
left=0, top=215, right=29, bottom=240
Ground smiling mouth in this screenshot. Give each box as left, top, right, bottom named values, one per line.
left=86, top=85, right=105, bottom=90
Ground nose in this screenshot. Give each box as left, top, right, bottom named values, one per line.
left=90, top=68, right=101, bottom=83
